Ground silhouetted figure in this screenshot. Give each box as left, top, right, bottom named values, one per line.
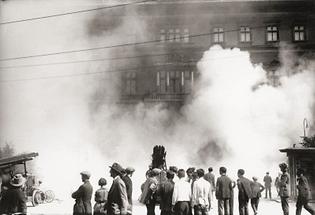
left=160, top=170, right=175, bottom=215
left=279, top=163, right=290, bottom=215
left=250, top=177, right=264, bottom=215
left=296, top=168, right=315, bottom=215
left=215, top=167, right=233, bottom=215
left=106, top=163, right=128, bottom=215
left=72, top=171, right=93, bottom=215
left=0, top=174, right=27, bottom=214
left=263, top=172, right=272, bottom=199
left=237, top=169, right=253, bottom=215
left=93, top=178, right=108, bottom=215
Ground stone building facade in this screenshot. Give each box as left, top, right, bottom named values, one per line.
left=116, top=0, right=315, bottom=104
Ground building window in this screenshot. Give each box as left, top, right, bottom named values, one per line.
left=160, top=28, right=190, bottom=43
left=293, top=25, right=306, bottom=41
left=124, top=72, right=136, bottom=95
left=266, top=26, right=279, bottom=42
left=240, top=26, right=251, bottom=42
left=213, top=27, right=224, bottom=43
left=157, top=70, right=194, bottom=93
left=160, top=29, right=166, bottom=42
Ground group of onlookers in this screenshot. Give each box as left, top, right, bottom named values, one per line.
left=138, top=163, right=315, bottom=215
left=0, top=161, right=313, bottom=215
left=72, top=163, right=135, bottom=215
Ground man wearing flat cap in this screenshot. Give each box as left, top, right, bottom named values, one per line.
left=72, top=171, right=93, bottom=215
left=122, top=167, right=135, bottom=215
left=106, top=163, right=128, bottom=215
left=0, top=173, right=27, bottom=214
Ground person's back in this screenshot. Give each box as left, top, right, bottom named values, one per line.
left=160, top=177, right=175, bottom=214
left=72, top=171, right=93, bottom=215
left=193, top=177, right=211, bottom=206
left=95, top=187, right=108, bottom=203
left=0, top=186, right=27, bottom=214
left=216, top=175, right=232, bottom=199
left=204, top=170, right=215, bottom=189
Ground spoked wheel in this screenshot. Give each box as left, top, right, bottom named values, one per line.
left=44, top=190, right=55, bottom=203
left=32, top=189, right=44, bottom=206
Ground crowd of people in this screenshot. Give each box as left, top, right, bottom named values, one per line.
left=0, top=162, right=313, bottom=215
left=70, top=162, right=314, bottom=215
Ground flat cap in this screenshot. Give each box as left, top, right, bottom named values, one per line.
left=80, top=171, right=91, bottom=179
left=125, top=167, right=135, bottom=174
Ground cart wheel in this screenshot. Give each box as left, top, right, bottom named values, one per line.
left=44, top=190, right=55, bottom=203
left=32, top=190, right=44, bottom=206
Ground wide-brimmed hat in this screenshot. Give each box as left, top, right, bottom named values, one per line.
left=109, top=163, right=124, bottom=174
left=125, top=167, right=135, bottom=174
left=80, top=171, right=91, bottom=179
left=10, top=174, right=26, bottom=187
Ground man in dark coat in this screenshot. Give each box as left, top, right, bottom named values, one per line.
left=0, top=174, right=27, bottom=214
left=296, top=168, right=315, bottom=215
left=279, top=163, right=290, bottom=215
left=215, top=167, right=233, bottom=215
left=106, top=163, right=128, bottom=215
left=159, top=170, right=175, bottom=215
left=122, top=167, right=135, bottom=215
left=263, top=172, right=272, bottom=199
left=72, top=171, right=93, bottom=215
left=237, top=169, right=253, bottom=215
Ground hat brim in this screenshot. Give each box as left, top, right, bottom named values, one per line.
left=109, top=166, right=123, bottom=174
left=10, top=178, right=26, bottom=187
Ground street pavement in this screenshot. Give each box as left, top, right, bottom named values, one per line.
left=28, top=197, right=315, bottom=215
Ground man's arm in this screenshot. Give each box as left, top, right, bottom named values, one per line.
left=71, top=185, right=83, bottom=199
left=215, top=179, right=220, bottom=199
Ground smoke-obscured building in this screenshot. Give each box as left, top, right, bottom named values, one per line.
left=115, top=0, right=315, bottom=104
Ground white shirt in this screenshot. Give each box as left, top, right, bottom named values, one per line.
left=192, top=177, right=212, bottom=207
left=172, top=178, right=192, bottom=205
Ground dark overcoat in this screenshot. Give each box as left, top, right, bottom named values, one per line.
left=216, top=175, right=233, bottom=199
left=72, top=180, right=93, bottom=215
left=297, top=175, right=312, bottom=202
left=237, top=177, right=253, bottom=200
left=159, top=180, right=175, bottom=212
left=0, top=186, right=27, bottom=214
